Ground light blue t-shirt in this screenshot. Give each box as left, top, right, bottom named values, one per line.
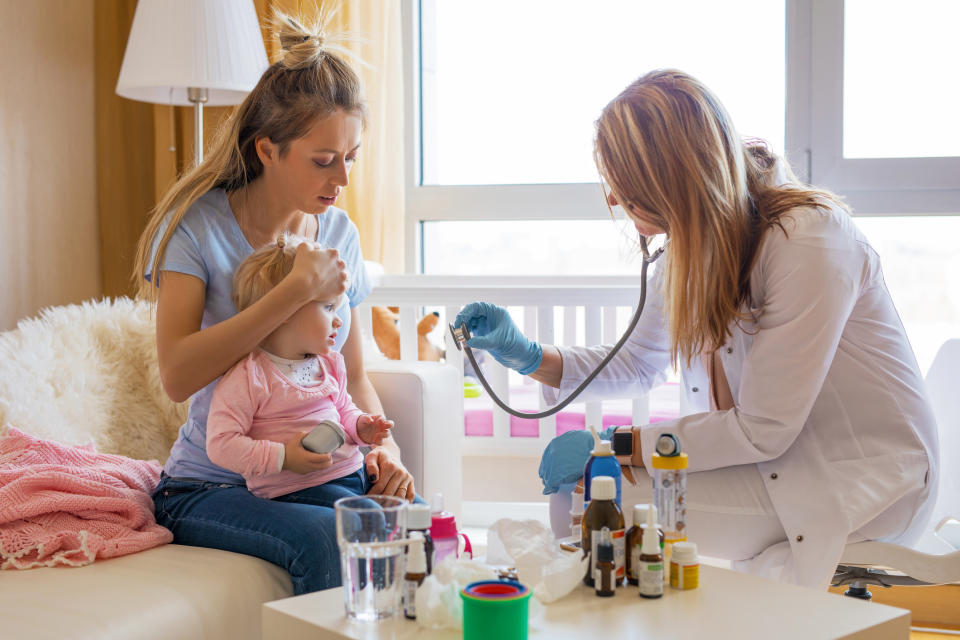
left=146, top=188, right=372, bottom=482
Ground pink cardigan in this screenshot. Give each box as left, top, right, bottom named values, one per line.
left=0, top=427, right=171, bottom=569
left=207, top=350, right=365, bottom=499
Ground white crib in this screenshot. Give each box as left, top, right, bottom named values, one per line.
left=360, top=274, right=655, bottom=456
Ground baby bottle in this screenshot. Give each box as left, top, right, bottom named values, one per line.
left=651, top=434, right=688, bottom=584
left=429, top=493, right=472, bottom=565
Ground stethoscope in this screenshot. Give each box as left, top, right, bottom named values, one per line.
left=449, top=235, right=665, bottom=419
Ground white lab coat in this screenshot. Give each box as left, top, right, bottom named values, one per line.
left=543, top=204, right=939, bottom=589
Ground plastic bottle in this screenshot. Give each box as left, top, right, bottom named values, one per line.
left=583, top=425, right=622, bottom=508
left=430, top=493, right=472, bottom=565
left=581, top=476, right=625, bottom=587
left=406, top=503, right=435, bottom=575
left=594, top=527, right=616, bottom=597
left=626, top=504, right=664, bottom=586
left=638, top=505, right=664, bottom=599
left=651, top=433, right=688, bottom=584
left=403, top=532, right=427, bottom=619
left=670, top=541, right=700, bottom=590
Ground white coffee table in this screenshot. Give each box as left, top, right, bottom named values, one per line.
left=262, top=564, right=909, bottom=640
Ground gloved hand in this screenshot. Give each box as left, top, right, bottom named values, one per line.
left=453, top=302, right=543, bottom=375
left=538, top=426, right=618, bottom=495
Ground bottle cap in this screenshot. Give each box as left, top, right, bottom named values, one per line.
left=407, top=532, right=426, bottom=573
left=671, top=541, right=698, bottom=563
left=571, top=491, right=584, bottom=515
left=633, top=504, right=658, bottom=528
left=650, top=452, right=688, bottom=470
left=655, top=433, right=681, bottom=456
left=430, top=510, right=459, bottom=539
left=589, top=425, right=613, bottom=456
left=641, top=504, right=660, bottom=555
left=590, top=476, right=616, bottom=501
left=597, top=526, right=613, bottom=562
left=406, top=503, right=432, bottom=530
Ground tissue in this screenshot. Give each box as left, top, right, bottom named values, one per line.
left=415, top=556, right=497, bottom=630
left=487, top=518, right=588, bottom=603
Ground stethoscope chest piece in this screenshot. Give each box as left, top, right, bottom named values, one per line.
left=449, top=323, right=471, bottom=352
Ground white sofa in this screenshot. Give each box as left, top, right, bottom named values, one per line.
left=0, top=298, right=462, bottom=640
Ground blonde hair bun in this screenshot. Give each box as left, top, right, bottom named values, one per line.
left=276, top=12, right=326, bottom=69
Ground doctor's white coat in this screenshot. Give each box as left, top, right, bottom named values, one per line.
left=544, top=204, right=939, bottom=589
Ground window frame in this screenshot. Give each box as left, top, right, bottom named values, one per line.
left=401, top=0, right=960, bottom=273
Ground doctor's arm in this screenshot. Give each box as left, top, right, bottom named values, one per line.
left=637, top=226, right=864, bottom=472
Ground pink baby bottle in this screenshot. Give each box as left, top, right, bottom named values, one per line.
left=429, top=493, right=472, bottom=565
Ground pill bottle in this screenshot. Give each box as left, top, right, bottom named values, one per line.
left=670, top=541, right=699, bottom=590
left=581, top=476, right=625, bottom=587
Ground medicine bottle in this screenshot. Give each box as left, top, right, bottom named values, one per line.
left=670, top=541, right=699, bottom=590
left=638, top=506, right=663, bottom=599
left=403, top=532, right=427, bottom=619
left=594, top=527, right=616, bottom=597
left=406, top=503, right=434, bottom=575
left=651, top=434, right=688, bottom=583
left=583, top=426, right=622, bottom=508
left=626, top=504, right=663, bottom=586
left=581, top=476, right=625, bottom=587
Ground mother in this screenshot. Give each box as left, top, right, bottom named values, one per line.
left=456, top=69, right=938, bottom=589
left=132, top=13, right=414, bottom=593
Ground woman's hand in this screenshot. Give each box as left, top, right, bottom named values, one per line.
left=287, top=241, right=348, bottom=304
left=365, top=447, right=415, bottom=501
left=282, top=431, right=334, bottom=474
left=453, top=302, right=543, bottom=375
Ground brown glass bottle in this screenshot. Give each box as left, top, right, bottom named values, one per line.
left=581, top=477, right=625, bottom=587
left=626, top=505, right=664, bottom=586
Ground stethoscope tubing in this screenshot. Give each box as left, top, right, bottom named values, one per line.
left=454, top=236, right=664, bottom=420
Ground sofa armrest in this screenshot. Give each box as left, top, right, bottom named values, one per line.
left=366, top=361, right=463, bottom=517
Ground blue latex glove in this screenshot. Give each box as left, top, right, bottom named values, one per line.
left=538, top=426, right=619, bottom=495
left=453, top=302, right=543, bottom=375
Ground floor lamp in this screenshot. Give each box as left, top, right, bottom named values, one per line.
left=115, top=0, right=268, bottom=166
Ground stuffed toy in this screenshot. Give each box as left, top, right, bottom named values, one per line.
left=371, top=306, right=443, bottom=361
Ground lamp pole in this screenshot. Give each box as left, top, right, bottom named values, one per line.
left=187, top=87, right=209, bottom=166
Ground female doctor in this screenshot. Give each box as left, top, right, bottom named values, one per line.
left=454, top=69, right=939, bottom=589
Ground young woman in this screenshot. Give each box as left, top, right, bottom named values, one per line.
left=455, top=69, right=939, bottom=589
left=133, top=12, right=414, bottom=593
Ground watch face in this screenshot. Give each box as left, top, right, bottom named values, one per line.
left=612, top=430, right=634, bottom=456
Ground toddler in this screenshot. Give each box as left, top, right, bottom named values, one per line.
left=207, top=235, right=392, bottom=499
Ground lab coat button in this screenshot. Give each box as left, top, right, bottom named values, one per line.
left=796, top=535, right=804, bottom=542
left=692, top=387, right=699, bottom=393
left=726, top=347, right=733, bottom=354
left=770, top=473, right=778, bottom=479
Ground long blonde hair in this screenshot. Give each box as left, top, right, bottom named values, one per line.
left=595, top=69, right=847, bottom=367
left=132, top=8, right=366, bottom=300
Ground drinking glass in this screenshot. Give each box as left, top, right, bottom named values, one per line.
left=334, top=495, right=407, bottom=621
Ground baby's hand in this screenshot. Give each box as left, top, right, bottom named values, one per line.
left=282, top=431, right=333, bottom=474
left=357, top=415, right=394, bottom=446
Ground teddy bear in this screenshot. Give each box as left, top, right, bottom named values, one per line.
left=370, top=306, right=443, bottom=361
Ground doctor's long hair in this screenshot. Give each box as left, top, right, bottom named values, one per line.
left=131, top=8, right=366, bottom=299
left=595, top=69, right=847, bottom=368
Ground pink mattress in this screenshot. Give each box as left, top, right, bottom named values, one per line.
left=464, top=382, right=681, bottom=438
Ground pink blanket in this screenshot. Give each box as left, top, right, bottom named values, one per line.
left=0, top=426, right=172, bottom=570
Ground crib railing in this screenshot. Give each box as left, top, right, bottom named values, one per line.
left=359, top=274, right=650, bottom=457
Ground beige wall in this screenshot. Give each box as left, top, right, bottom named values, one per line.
left=0, top=0, right=101, bottom=331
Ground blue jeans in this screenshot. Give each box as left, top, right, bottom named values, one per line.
left=153, top=469, right=394, bottom=594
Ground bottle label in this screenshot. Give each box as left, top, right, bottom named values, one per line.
left=403, top=580, right=418, bottom=617
left=639, top=560, right=664, bottom=596
left=654, top=469, right=687, bottom=539
left=670, top=562, right=700, bottom=590
left=590, top=528, right=626, bottom=580
left=630, top=545, right=641, bottom=581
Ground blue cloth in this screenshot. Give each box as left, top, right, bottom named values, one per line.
left=145, top=189, right=372, bottom=483
left=453, top=302, right=543, bottom=375
left=538, top=426, right=618, bottom=495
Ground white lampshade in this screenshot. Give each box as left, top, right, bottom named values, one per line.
left=116, top=0, right=269, bottom=106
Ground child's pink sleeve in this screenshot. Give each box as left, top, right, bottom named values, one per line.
left=207, top=356, right=284, bottom=477
left=329, top=353, right=364, bottom=445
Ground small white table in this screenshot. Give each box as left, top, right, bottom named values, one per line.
left=262, top=565, right=910, bottom=640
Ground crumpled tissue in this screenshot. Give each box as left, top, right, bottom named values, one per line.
left=414, top=556, right=497, bottom=630
left=486, top=518, right=588, bottom=604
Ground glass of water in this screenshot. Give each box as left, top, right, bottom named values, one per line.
left=335, top=495, right=408, bottom=621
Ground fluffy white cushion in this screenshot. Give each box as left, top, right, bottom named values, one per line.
left=0, top=298, right=187, bottom=463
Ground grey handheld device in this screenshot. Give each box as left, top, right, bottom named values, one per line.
left=301, top=419, right=347, bottom=454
